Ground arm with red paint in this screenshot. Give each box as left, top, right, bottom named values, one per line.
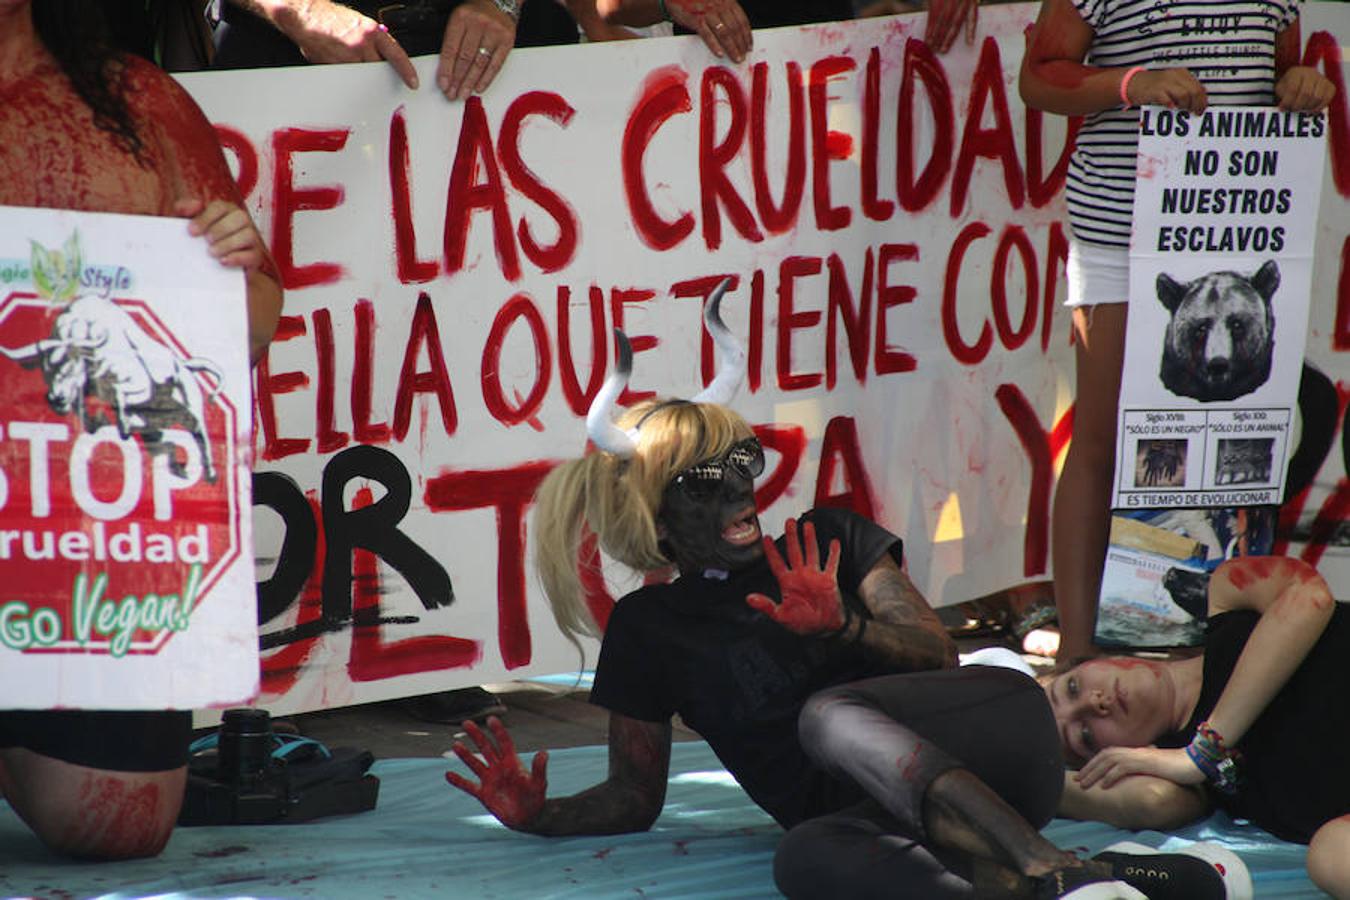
left=130, top=61, right=283, bottom=364
left=447, top=714, right=672, bottom=835
left=595, top=0, right=751, bottom=62
left=1200, top=557, right=1335, bottom=748
left=1018, top=0, right=1206, bottom=116
left=745, top=518, right=956, bottom=672
left=1273, top=20, right=1336, bottom=112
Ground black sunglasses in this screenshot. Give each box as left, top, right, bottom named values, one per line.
left=667, top=437, right=765, bottom=500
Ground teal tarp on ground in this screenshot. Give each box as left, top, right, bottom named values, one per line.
left=0, top=742, right=1319, bottom=898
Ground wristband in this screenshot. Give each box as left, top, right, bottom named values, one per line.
left=1119, top=66, right=1145, bottom=107
left=657, top=0, right=671, bottom=21
left=1185, top=721, right=1241, bottom=795
left=492, top=0, right=522, bottom=21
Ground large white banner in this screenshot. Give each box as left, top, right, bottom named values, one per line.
left=177, top=4, right=1350, bottom=715
left=0, top=207, right=258, bottom=709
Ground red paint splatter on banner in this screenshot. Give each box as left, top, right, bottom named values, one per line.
left=424, top=462, right=557, bottom=668
left=809, top=55, right=857, bottom=231
left=623, top=67, right=695, bottom=250
left=482, top=293, right=551, bottom=426
left=388, top=107, right=439, bottom=284
left=271, top=127, right=348, bottom=289
left=700, top=67, right=763, bottom=249
left=750, top=61, right=806, bottom=234
left=499, top=92, right=580, bottom=272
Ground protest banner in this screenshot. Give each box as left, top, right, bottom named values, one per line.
left=1097, top=107, right=1326, bottom=648
left=0, top=206, right=258, bottom=709
left=175, top=4, right=1350, bottom=713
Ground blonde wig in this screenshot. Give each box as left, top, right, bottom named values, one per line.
left=534, top=399, right=755, bottom=648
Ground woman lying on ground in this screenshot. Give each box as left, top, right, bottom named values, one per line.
left=1045, top=556, right=1350, bottom=897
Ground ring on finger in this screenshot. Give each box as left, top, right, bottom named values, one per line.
left=477, top=46, right=494, bottom=56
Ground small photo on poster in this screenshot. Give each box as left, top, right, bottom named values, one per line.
left=1094, top=505, right=1277, bottom=649
left=1214, top=437, right=1275, bottom=486
left=1133, top=438, right=1188, bottom=488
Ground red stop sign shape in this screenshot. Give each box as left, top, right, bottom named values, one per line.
left=0, top=291, right=242, bottom=656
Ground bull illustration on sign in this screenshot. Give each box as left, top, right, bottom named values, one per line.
left=1156, top=260, right=1278, bottom=403
left=0, top=233, right=222, bottom=482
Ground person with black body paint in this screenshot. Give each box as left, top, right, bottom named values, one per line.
left=446, top=281, right=1248, bottom=898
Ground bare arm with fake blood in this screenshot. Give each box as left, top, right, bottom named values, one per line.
left=447, top=714, right=672, bottom=835
left=1018, top=0, right=1206, bottom=116
left=745, top=518, right=957, bottom=672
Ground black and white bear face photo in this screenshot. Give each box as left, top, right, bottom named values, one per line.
left=1156, top=260, right=1278, bottom=402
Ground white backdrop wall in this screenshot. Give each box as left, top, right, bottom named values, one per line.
left=178, top=3, right=1350, bottom=715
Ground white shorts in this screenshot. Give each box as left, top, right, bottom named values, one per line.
left=1065, top=240, right=1129, bottom=308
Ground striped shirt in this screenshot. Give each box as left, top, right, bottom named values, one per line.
left=1066, top=0, right=1300, bottom=248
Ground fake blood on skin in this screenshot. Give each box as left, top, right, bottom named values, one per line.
left=1, top=56, right=242, bottom=216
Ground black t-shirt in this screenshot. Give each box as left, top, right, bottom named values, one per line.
left=589, top=506, right=902, bottom=828
left=1182, top=605, right=1350, bottom=843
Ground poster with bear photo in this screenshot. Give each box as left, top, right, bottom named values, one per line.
left=1114, top=106, right=1326, bottom=511
left=1096, top=107, right=1326, bottom=649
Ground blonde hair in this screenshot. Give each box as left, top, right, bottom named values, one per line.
left=534, top=400, right=754, bottom=648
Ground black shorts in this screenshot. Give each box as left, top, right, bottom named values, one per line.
left=0, top=710, right=191, bottom=772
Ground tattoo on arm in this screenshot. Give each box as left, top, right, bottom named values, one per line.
left=855, top=556, right=958, bottom=670
left=529, top=714, right=672, bottom=835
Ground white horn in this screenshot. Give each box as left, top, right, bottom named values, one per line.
left=585, top=329, right=638, bottom=457
left=0, top=341, right=46, bottom=363
left=691, top=276, right=746, bottom=405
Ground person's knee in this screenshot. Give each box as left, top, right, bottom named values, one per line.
left=16, top=765, right=186, bottom=861
left=797, top=685, right=859, bottom=754
left=1307, top=816, right=1350, bottom=897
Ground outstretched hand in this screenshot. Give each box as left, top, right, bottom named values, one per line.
left=1074, top=745, right=1203, bottom=791
left=446, top=716, right=548, bottom=830
left=745, top=518, right=845, bottom=635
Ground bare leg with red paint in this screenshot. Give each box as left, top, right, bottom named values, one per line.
left=1050, top=304, right=1127, bottom=669
left=0, top=747, right=185, bottom=859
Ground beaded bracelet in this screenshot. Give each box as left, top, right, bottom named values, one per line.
left=1185, top=721, right=1241, bottom=795
left=1119, top=65, right=1146, bottom=107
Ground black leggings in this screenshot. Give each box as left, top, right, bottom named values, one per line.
left=775, top=665, right=1063, bottom=899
